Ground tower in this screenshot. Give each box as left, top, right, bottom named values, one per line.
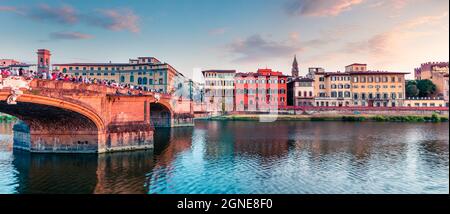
left=37, top=49, right=51, bottom=76
left=292, top=55, right=299, bottom=77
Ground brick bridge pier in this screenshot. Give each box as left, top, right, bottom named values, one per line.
left=0, top=78, right=194, bottom=153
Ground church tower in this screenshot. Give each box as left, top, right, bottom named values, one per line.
left=37, top=49, right=51, bottom=76
left=291, top=55, right=299, bottom=77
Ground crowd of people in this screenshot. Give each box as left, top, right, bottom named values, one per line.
left=0, top=68, right=159, bottom=95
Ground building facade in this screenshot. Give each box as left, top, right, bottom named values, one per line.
left=53, top=56, right=182, bottom=93
left=235, top=69, right=287, bottom=112
left=313, top=71, right=352, bottom=107
left=288, top=77, right=314, bottom=107
left=311, top=64, right=408, bottom=107
left=414, top=62, right=449, bottom=106
left=202, top=70, right=236, bottom=113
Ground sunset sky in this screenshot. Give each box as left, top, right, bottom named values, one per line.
left=1, top=0, right=448, bottom=79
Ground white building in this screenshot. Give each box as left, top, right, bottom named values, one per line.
left=202, top=70, right=236, bottom=113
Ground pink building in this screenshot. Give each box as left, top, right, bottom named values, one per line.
left=235, top=69, right=288, bottom=112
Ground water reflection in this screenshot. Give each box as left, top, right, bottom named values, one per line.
left=0, top=121, right=448, bottom=194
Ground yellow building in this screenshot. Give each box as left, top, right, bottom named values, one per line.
left=313, top=71, right=352, bottom=107
left=312, top=64, right=408, bottom=107
left=53, top=57, right=183, bottom=93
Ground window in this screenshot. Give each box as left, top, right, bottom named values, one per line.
left=298, top=91, right=302, bottom=97
left=138, top=77, right=142, bottom=85
left=120, top=76, right=125, bottom=82
left=143, top=77, right=148, bottom=85
left=130, top=76, right=135, bottom=82
left=331, top=91, right=337, bottom=97
left=354, top=93, right=359, bottom=100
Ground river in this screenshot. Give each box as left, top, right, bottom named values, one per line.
left=0, top=121, right=448, bottom=194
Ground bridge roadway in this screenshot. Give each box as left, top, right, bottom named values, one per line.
left=0, top=78, right=194, bottom=153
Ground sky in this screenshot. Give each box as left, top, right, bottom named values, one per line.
left=0, top=0, right=449, bottom=80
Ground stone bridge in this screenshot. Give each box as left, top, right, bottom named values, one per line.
left=0, top=78, right=194, bottom=153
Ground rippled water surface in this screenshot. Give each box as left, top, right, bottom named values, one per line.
left=0, top=121, right=448, bottom=194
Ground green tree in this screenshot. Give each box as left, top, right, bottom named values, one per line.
left=406, top=81, right=419, bottom=98
left=416, top=80, right=437, bottom=97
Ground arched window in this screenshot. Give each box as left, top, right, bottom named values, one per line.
left=143, top=77, right=148, bottom=85
left=130, top=75, right=135, bottom=82
left=138, top=77, right=142, bottom=85
left=62, top=68, right=67, bottom=73
left=298, top=91, right=302, bottom=97
left=304, top=91, right=307, bottom=97
left=120, top=76, right=125, bottom=83
left=309, top=91, right=312, bottom=97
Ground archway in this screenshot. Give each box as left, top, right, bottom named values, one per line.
left=150, top=103, right=172, bottom=128
left=0, top=100, right=102, bottom=153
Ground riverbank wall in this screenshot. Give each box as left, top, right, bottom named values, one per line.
left=195, top=108, right=449, bottom=122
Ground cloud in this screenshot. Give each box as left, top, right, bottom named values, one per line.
left=342, top=12, right=448, bottom=57
left=49, top=31, right=94, bottom=40
left=29, top=4, right=78, bottom=24
left=85, top=9, right=140, bottom=33
left=1, top=4, right=140, bottom=33
left=0, top=5, right=17, bottom=12
left=209, top=27, right=227, bottom=36
left=226, top=34, right=303, bottom=63
left=285, top=0, right=364, bottom=17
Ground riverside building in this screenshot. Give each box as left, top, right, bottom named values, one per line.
left=53, top=56, right=182, bottom=93
left=310, top=64, right=408, bottom=107
left=235, top=69, right=288, bottom=112
left=202, top=70, right=236, bottom=113
left=414, top=62, right=449, bottom=106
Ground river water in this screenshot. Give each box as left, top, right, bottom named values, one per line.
left=0, top=121, right=448, bottom=194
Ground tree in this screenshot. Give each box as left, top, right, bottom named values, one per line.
left=406, top=83, right=419, bottom=98
left=416, top=79, right=437, bottom=97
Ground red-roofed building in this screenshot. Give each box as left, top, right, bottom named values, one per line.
left=235, top=69, right=287, bottom=112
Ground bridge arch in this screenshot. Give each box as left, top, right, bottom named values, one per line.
left=150, top=102, right=173, bottom=128
left=0, top=93, right=106, bottom=153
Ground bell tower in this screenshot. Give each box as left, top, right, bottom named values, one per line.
left=292, top=55, right=299, bottom=77
left=37, top=49, right=51, bottom=76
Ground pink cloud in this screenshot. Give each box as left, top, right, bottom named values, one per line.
left=30, top=4, right=78, bottom=24
left=286, top=0, right=364, bottom=17
left=87, top=9, right=140, bottom=33
left=49, top=31, right=95, bottom=40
